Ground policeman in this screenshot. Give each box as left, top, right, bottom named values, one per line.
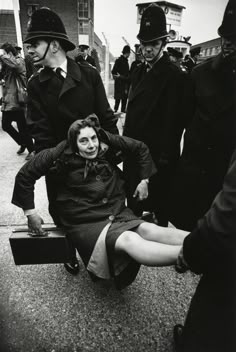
left=124, top=4, right=189, bottom=226
left=75, top=44, right=97, bottom=68
left=23, top=7, right=118, bottom=274
left=167, top=47, right=187, bottom=72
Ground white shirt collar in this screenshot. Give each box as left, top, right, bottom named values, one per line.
left=52, top=58, right=67, bottom=78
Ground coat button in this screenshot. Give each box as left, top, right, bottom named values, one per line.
left=96, top=175, right=101, bottom=181
left=109, top=215, right=115, bottom=221
left=102, top=198, right=108, bottom=204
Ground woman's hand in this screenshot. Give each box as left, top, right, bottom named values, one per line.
left=27, top=213, right=47, bottom=236
left=133, top=179, right=149, bottom=201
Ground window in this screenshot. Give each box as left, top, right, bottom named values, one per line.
left=78, top=0, right=89, bottom=19
left=79, top=21, right=89, bottom=34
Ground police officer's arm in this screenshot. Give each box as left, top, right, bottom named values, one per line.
left=93, top=71, right=119, bottom=134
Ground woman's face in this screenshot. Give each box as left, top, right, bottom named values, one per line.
left=76, top=126, right=99, bottom=159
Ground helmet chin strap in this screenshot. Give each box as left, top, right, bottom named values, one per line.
left=33, top=40, right=51, bottom=64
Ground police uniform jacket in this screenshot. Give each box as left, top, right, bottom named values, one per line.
left=123, top=54, right=190, bottom=212
left=12, top=130, right=156, bottom=268
left=169, top=53, right=236, bottom=230
left=111, top=55, right=130, bottom=100
left=27, top=57, right=118, bottom=152
left=180, top=148, right=236, bottom=352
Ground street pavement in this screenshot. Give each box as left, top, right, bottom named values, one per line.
left=0, top=112, right=199, bottom=352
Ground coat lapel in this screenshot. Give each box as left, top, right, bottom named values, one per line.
left=128, top=56, right=170, bottom=102
left=59, top=58, right=81, bottom=98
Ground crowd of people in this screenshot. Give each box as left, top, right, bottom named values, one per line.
left=0, top=0, right=235, bottom=351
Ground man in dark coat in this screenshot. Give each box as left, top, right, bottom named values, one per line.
left=169, top=0, right=236, bottom=231
left=173, top=2, right=236, bottom=351
left=123, top=4, right=190, bottom=226
left=111, top=45, right=131, bottom=113
left=75, top=44, right=97, bottom=69
left=23, top=7, right=118, bottom=273
left=174, top=146, right=236, bottom=352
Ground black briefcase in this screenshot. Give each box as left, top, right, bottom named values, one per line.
left=9, top=226, right=71, bottom=265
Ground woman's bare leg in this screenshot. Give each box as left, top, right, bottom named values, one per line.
left=115, top=230, right=181, bottom=266
left=136, top=222, right=189, bottom=245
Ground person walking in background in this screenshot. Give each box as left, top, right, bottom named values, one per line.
left=75, top=44, right=97, bottom=69
left=123, top=4, right=190, bottom=226
left=169, top=0, right=236, bottom=232
left=111, top=45, right=131, bottom=113
left=12, top=116, right=188, bottom=290
left=14, top=45, right=37, bottom=81
left=0, top=43, right=34, bottom=160
left=23, top=7, right=118, bottom=274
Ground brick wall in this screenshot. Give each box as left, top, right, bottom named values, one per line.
left=19, top=0, right=79, bottom=57
left=0, top=10, right=17, bottom=46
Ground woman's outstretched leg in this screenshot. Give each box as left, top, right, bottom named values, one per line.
left=136, top=222, right=188, bottom=245
left=115, top=230, right=181, bottom=266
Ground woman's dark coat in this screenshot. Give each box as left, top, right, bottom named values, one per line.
left=12, top=131, right=156, bottom=279
left=111, top=55, right=130, bottom=100
left=27, top=57, right=118, bottom=153
left=123, top=55, right=190, bottom=216
left=169, top=53, right=236, bottom=231
left=180, top=148, right=236, bottom=352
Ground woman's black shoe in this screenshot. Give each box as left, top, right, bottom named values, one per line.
left=64, top=259, right=80, bottom=275
left=173, top=324, right=184, bottom=352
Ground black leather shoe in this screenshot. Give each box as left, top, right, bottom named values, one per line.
left=173, top=324, right=184, bottom=352
left=17, top=146, right=26, bottom=155
left=64, top=259, right=80, bottom=275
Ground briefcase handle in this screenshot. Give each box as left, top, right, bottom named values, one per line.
left=12, top=226, right=61, bottom=237
left=27, top=230, right=49, bottom=237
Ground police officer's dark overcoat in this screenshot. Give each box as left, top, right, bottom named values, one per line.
left=180, top=147, right=236, bottom=352
left=27, top=57, right=118, bottom=152
left=123, top=54, right=189, bottom=216
left=169, top=53, right=236, bottom=231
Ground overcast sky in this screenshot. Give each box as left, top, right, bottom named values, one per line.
left=94, top=0, right=228, bottom=56
left=1, top=0, right=228, bottom=57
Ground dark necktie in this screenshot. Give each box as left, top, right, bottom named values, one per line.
left=55, top=67, right=65, bottom=81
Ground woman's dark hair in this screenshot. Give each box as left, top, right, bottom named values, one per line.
left=68, top=114, right=101, bottom=153
left=0, top=42, right=17, bottom=56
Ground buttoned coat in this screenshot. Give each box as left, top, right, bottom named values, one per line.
left=123, top=55, right=190, bottom=215
left=12, top=131, right=156, bottom=287
left=27, top=57, right=118, bottom=152
left=169, top=53, right=236, bottom=231
left=180, top=148, right=236, bottom=352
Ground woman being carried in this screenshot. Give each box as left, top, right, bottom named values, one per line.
left=12, top=114, right=188, bottom=289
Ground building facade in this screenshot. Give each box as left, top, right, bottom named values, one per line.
left=191, top=38, right=221, bottom=62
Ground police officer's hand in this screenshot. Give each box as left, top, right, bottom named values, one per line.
left=133, top=180, right=149, bottom=201
left=27, top=213, right=47, bottom=236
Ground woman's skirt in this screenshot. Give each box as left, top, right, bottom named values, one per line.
left=66, top=208, right=144, bottom=289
